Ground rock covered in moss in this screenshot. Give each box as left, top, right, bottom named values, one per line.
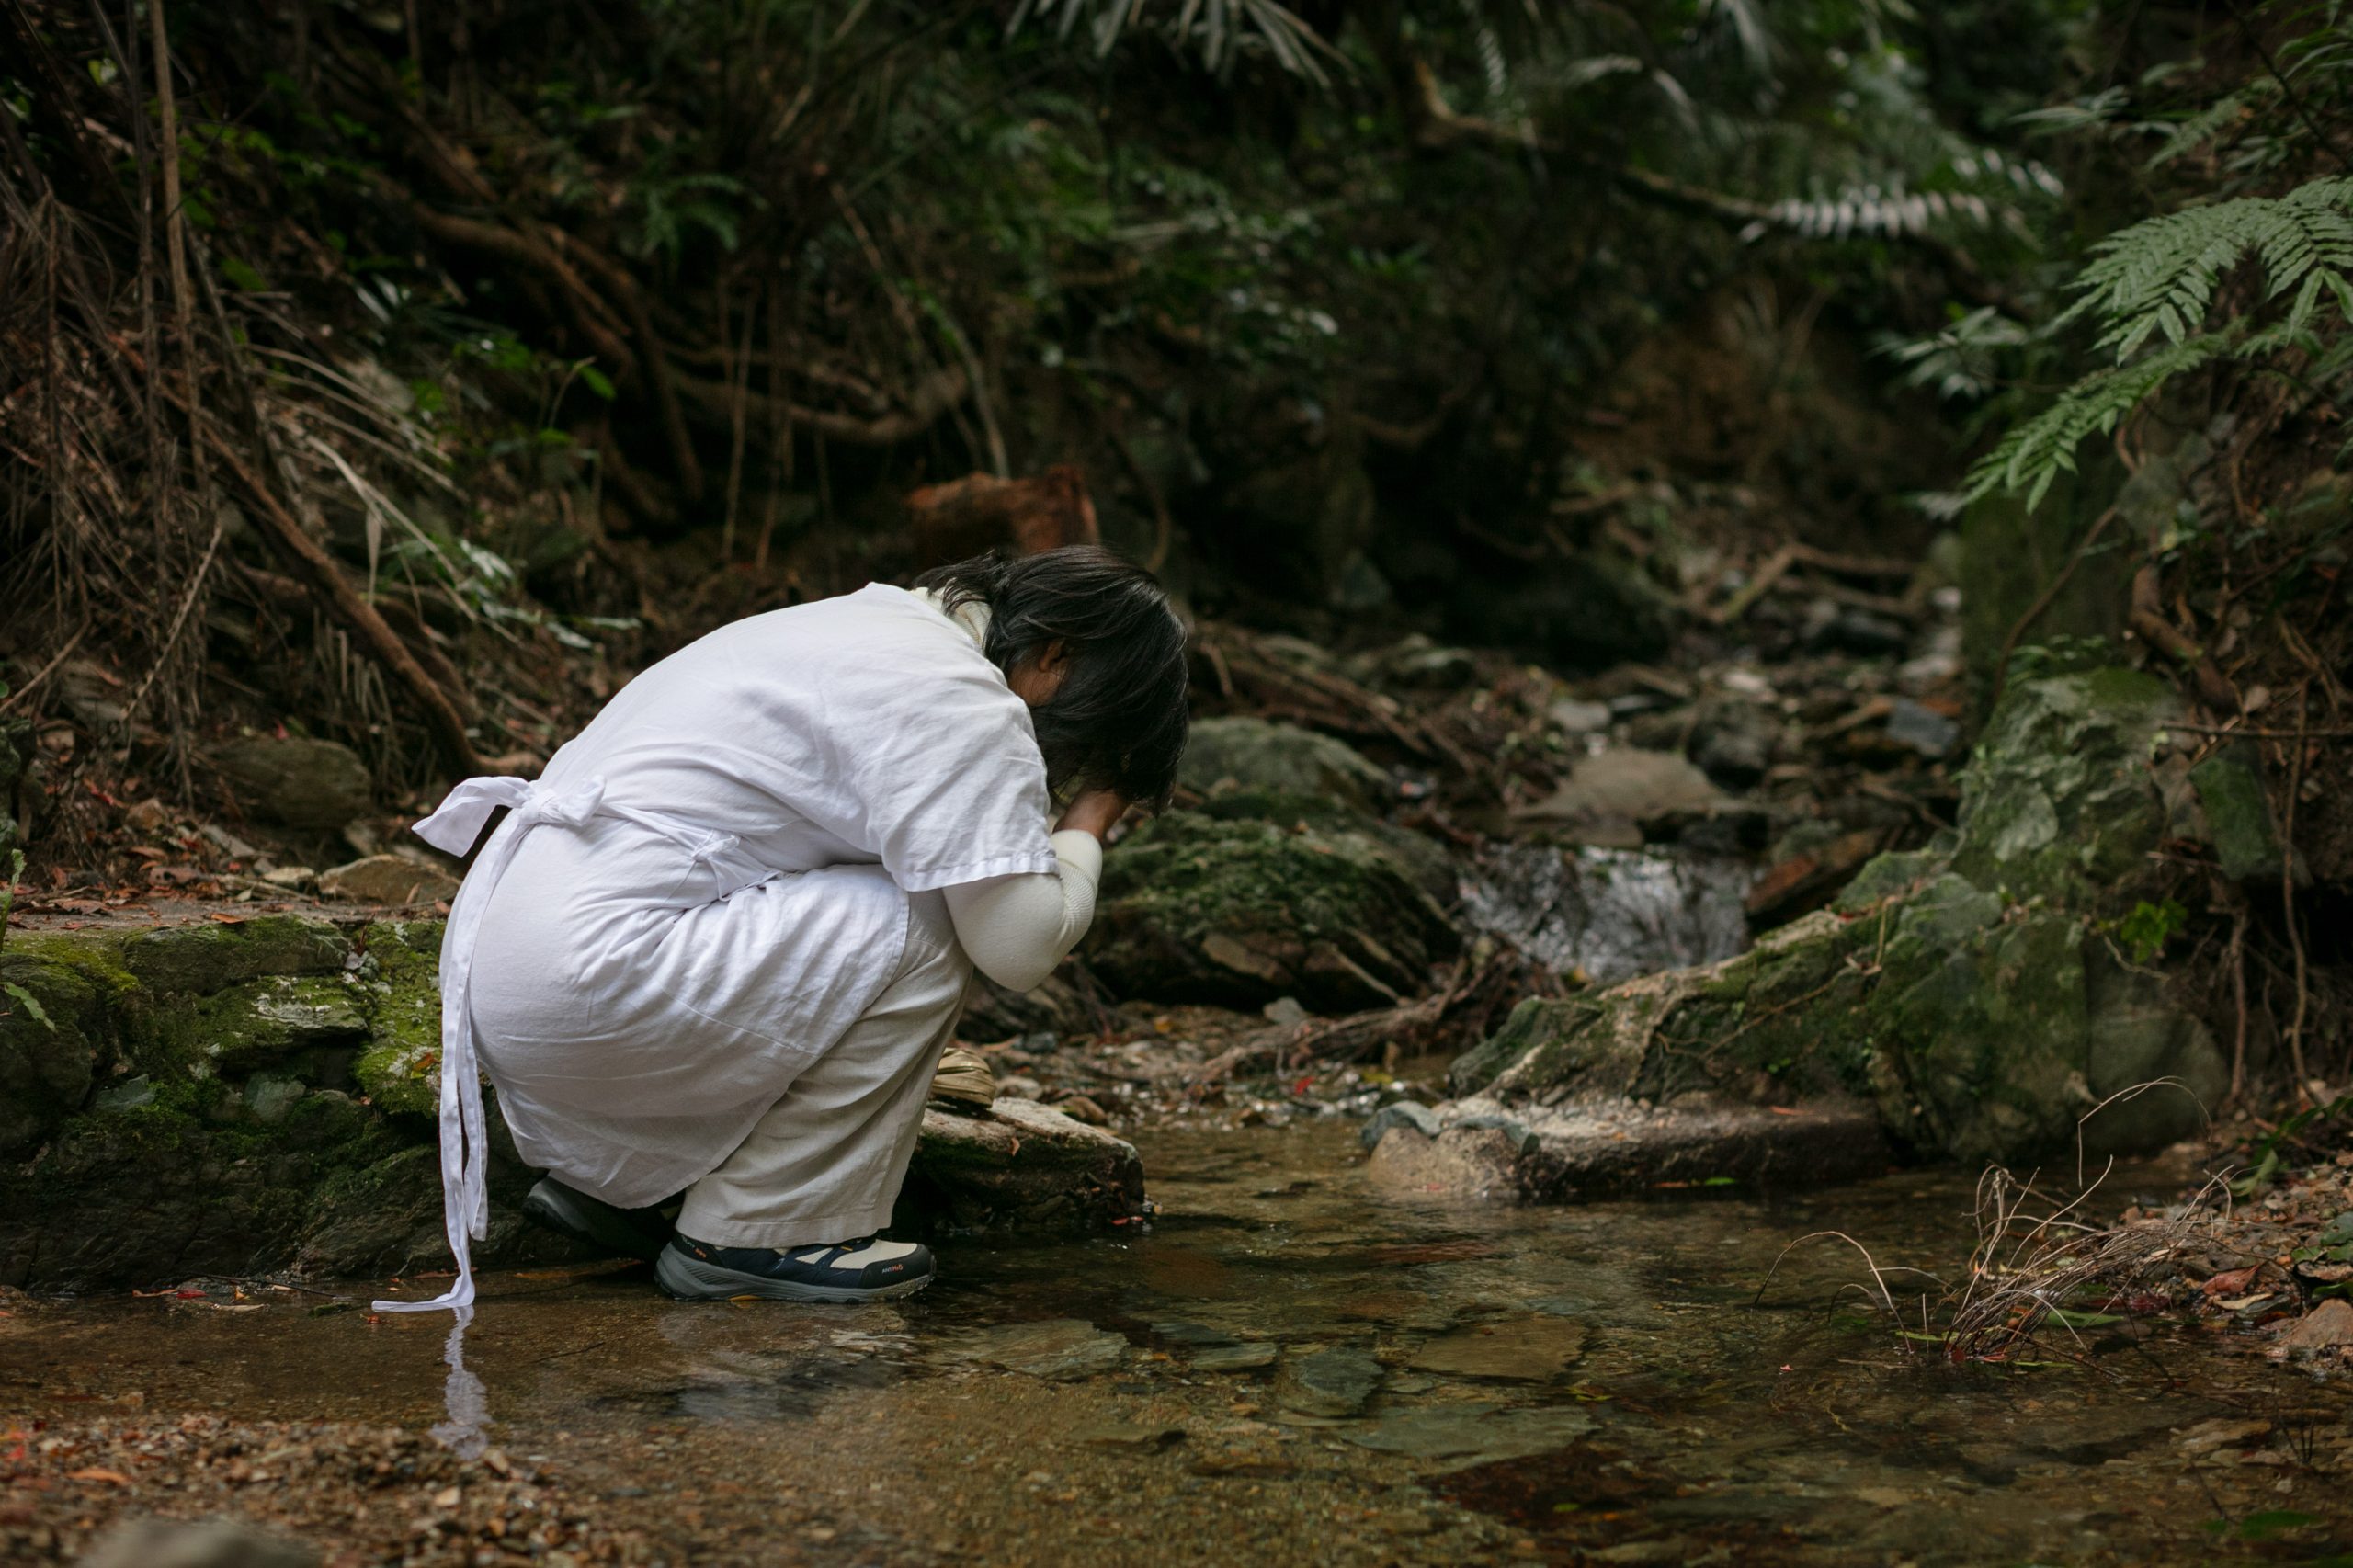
left=1422, top=670, right=2230, bottom=1177
left=1188, top=786, right=1460, bottom=904
left=167, top=973, right=368, bottom=1074
left=2188, top=744, right=2291, bottom=884
left=1179, top=717, right=1393, bottom=812
left=1086, top=810, right=1460, bottom=1010
left=1948, top=665, right=2179, bottom=903
left=0, top=934, right=125, bottom=1154
left=350, top=921, right=447, bottom=1119
left=118, top=915, right=347, bottom=996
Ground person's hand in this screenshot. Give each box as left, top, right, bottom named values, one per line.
left=1056, top=788, right=1131, bottom=842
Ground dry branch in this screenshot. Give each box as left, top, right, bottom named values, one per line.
left=205, top=436, right=483, bottom=778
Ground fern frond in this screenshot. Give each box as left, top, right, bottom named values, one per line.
left=1964, top=335, right=2230, bottom=508
left=2144, top=83, right=2275, bottom=169
left=2067, top=176, right=2353, bottom=359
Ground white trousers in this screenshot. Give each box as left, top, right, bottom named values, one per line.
left=672, top=889, right=971, bottom=1248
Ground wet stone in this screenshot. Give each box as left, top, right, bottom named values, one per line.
left=1404, top=1317, right=1589, bottom=1381
left=1360, top=1100, right=1443, bottom=1150
left=955, top=1320, right=1130, bottom=1381
left=1346, top=1404, right=1599, bottom=1470
left=1279, top=1346, right=1383, bottom=1417
left=1191, top=1342, right=1279, bottom=1372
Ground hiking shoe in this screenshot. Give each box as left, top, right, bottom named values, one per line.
left=655, top=1234, right=937, bottom=1303
left=521, top=1177, right=676, bottom=1264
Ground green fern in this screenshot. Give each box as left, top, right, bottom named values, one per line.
left=2144, top=83, right=2276, bottom=169
left=1975, top=175, right=2353, bottom=506
left=2062, top=176, right=2353, bottom=358
left=1964, top=335, right=2230, bottom=506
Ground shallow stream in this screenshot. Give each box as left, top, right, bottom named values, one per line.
left=12, top=1119, right=2351, bottom=1565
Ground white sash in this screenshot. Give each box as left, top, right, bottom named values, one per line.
left=371, top=774, right=754, bottom=1314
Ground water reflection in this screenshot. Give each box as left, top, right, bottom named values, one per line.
left=428, top=1306, right=488, bottom=1459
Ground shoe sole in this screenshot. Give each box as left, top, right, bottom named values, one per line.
left=521, top=1180, right=665, bottom=1264
left=654, top=1246, right=936, bottom=1304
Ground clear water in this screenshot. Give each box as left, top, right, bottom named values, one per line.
left=10, top=1119, right=2350, bottom=1565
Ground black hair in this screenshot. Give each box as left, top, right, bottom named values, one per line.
left=915, top=545, right=1189, bottom=808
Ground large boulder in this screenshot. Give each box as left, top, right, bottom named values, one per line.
left=1400, top=669, right=2231, bottom=1191
left=1179, top=717, right=1393, bottom=812
left=1086, top=810, right=1461, bottom=1011
left=210, top=734, right=375, bottom=831
left=0, top=915, right=1149, bottom=1290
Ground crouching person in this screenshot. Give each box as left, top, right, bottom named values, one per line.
left=375, top=546, right=1187, bottom=1314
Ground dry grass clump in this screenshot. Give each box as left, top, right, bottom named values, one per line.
left=1761, top=1161, right=2231, bottom=1368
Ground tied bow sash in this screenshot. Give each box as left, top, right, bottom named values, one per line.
left=371, top=775, right=751, bottom=1315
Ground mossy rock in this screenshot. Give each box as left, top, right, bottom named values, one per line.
left=119, top=915, right=349, bottom=996
left=2188, top=745, right=2285, bottom=884
left=152, top=973, right=369, bottom=1076
left=0, top=913, right=1159, bottom=1288
left=351, top=920, right=447, bottom=1118
left=1949, top=667, right=2178, bottom=905
left=1442, top=668, right=2226, bottom=1170
left=1180, top=717, right=1393, bottom=812
left=0, top=942, right=122, bottom=1155
left=1961, top=460, right=2128, bottom=693
left=1190, top=787, right=1459, bottom=903
left=1087, top=810, right=1461, bottom=1010
left=0, top=1094, right=381, bottom=1290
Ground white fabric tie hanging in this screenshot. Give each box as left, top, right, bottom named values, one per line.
left=370, top=774, right=600, bottom=1314
left=372, top=773, right=748, bottom=1315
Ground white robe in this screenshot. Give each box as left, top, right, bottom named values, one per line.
left=375, top=584, right=1056, bottom=1313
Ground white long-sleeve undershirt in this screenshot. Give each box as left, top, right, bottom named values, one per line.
left=942, top=827, right=1101, bottom=993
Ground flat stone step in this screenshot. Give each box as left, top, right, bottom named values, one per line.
left=1364, top=1093, right=1889, bottom=1201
